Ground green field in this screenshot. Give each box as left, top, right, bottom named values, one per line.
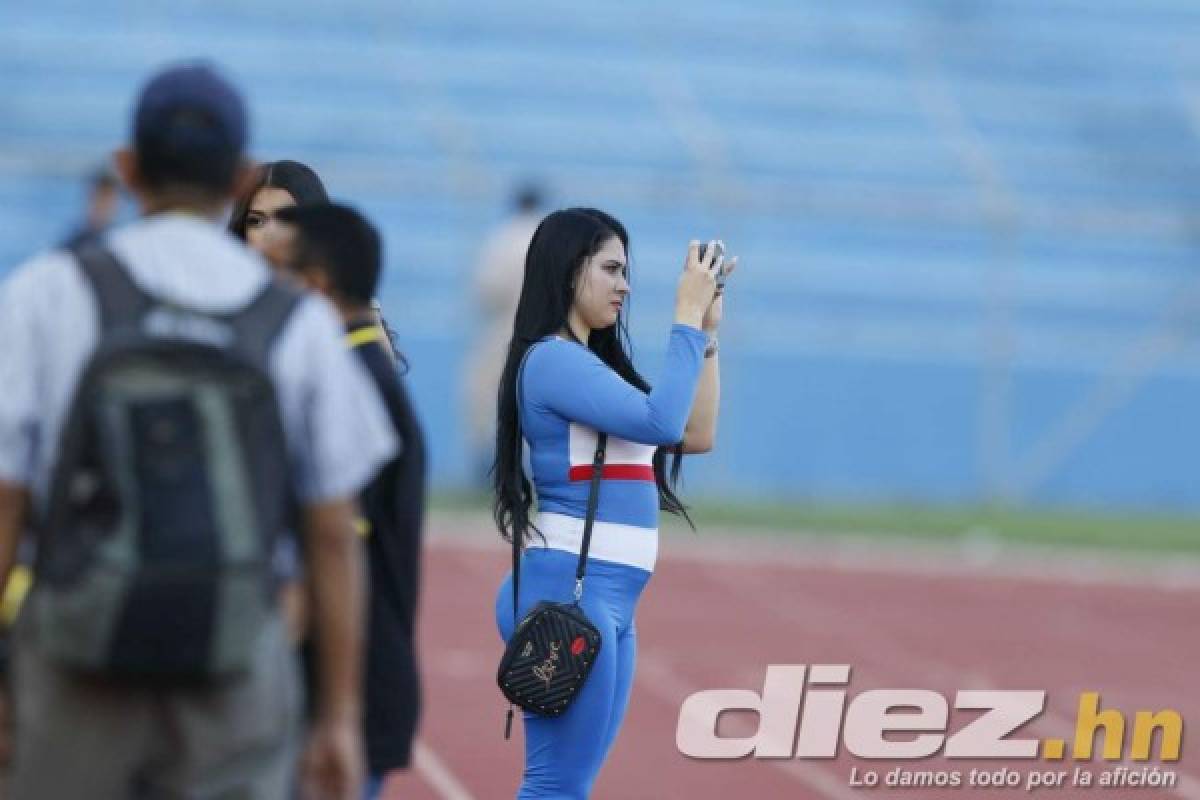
left=432, top=492, right=1200, bottom=555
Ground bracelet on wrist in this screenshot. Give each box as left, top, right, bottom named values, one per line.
left=704, top=336, right=719, bottom=358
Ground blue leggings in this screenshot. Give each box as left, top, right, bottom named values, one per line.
left=495, top=548, right=651, bottom=799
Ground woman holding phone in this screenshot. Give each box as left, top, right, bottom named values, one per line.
left=493, top=208, right=735, bottom=798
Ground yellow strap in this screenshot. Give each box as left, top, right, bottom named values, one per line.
left=1, top=566, right=32, bottom=627
left=345, top=325, right=384, bottom=540
left=345, top=326, right=386, bottom=349
left=354, top=517, right=371, bottom=538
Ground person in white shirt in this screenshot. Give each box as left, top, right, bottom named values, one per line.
left=463, top=185, right=543, bottom=482
left=0, top=62, right=393, bottom=800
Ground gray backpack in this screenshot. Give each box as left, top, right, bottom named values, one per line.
left=31, top=242, right=302, bottom=683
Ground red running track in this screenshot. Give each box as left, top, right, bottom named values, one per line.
left=381, top=516, right=1200, bottom=800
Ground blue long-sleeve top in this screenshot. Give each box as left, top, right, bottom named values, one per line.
left=520, top=323, right=707, bottom=529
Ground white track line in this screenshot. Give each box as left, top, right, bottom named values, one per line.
left=412, top=740, right=476, bottom=800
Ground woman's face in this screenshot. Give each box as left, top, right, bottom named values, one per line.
left=243, top=187, right=297, bottom=267
left=572, top=235, right=630, bottom=331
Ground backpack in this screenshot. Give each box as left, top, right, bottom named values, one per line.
left=29, top=241, right=302, bottom=683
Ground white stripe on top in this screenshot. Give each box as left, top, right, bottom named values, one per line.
left=567, top=422, right=656, bottom=471
left=531, top=511, right=657, bottom=572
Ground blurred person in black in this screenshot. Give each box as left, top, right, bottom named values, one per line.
left=274, top=202, right=426, bottom=799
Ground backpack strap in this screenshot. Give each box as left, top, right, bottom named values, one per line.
left=71, top=239, right=302, bottom=363
left=70, top=241, right=154, bottom=333
left=227, top=280, right=304, bottom=366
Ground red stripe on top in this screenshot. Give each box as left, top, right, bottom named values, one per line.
left=568, top=464, right=655, bottom=482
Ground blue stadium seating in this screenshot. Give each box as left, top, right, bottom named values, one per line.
left=3, top=0, right=1200, bottom=509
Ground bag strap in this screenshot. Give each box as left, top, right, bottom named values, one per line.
left=39, top=242, right=151, bottom=550
left=574, top=433, right=607, bottom=596
left=70, top=240, right=302, bottom=365
left=71, top=241, right=154, bottom=333
left=504, top=338, right=606, bottom=740
left=227, top=280, right=304, bottom=366
left=511, top=435, right=606, bottom=618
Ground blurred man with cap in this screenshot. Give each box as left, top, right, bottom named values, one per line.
left=0, top=62, right=393, bottom=799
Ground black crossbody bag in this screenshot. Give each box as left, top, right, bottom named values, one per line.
left=497, top=433, right=607, bottom=738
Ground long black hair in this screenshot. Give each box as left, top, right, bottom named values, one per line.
left=227, top=159, right=329, bottom=239
left=492, top=207, right=691, bottom=545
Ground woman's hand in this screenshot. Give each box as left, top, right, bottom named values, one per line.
left=702, top=256, right=737, bottom=334
left=675, top=241, right=719, bottom=330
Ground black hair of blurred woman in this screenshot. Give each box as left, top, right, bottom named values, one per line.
left=227, top=159, right=329, bottom=240
left=491, top=208, right=691, bottom=546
